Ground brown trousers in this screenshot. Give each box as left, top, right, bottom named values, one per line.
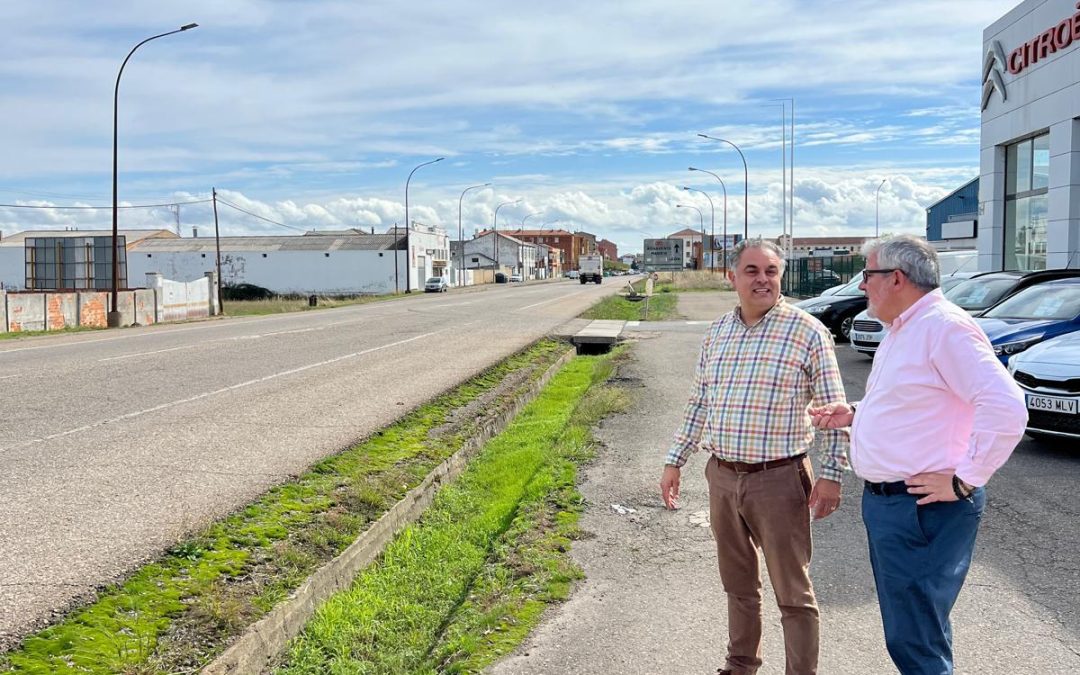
left=705, top=454, right=819, bottom=675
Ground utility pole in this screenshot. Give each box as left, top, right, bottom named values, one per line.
left=212, top=188, right=223, bottom=314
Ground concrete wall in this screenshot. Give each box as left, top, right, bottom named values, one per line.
left=129, top=250, right=405, bottom=295
left=980, top=0, right=1080, bottom=270
left=1, top=275, right=215, bottom=333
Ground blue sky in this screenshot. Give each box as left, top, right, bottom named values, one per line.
left=0, top=0, right=1018, bottom=254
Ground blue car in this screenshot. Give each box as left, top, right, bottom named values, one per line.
left=976, top=278, right=1080, bottom=365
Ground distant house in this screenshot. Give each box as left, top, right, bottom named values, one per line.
left=597, top=238, right=618, bottom=262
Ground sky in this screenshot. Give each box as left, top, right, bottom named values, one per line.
left=0, top=0, right=1019, bottom=255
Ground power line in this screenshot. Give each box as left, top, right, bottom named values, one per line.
left=215, top=198, right=306, bottom=232
left=0, top=198, right=212, bottom=210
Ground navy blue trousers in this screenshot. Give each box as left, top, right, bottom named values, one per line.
left=862, top=485, right=985, bottom=675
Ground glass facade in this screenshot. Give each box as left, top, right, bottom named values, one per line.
left=1004, top=133, right=1049, bottom=270
left=24, top=236, right=126, bottom=290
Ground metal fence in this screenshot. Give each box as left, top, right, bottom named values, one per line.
left=782, top=255, right=865, bottom=298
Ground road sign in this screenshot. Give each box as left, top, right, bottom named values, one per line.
left=643, top=238, right=683, bottom=271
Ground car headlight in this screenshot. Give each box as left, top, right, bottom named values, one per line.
left=806, top=305, right=830, bottom=315
left=993, top=335, right=1043, bottom=358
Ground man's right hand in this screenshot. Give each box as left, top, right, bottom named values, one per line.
left=808, top=402, right=855, bottom=429
left=660, top=465, right=681, bottom=510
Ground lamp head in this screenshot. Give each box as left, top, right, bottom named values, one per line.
left=180, top=23, right=198, bottom=30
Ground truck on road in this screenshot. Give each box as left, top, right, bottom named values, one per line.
left=578, top=254, right=604, bottom=284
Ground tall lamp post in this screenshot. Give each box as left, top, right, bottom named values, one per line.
left=676, top=204, right=705, bottom=270
left=689, top=167, right=727, bottom=273
left=402, top=157, right=444, bottom=293
left=109, top=23, right=199, bottom=328
left=492, top=199, right=521, bottom=273
left=457, top=182, right=490, bottom=288
left=682, top=185, right=715, bottom=273
left=875, top=178, right=887, bottom=238
left=697, top=134, right=748, bottom=240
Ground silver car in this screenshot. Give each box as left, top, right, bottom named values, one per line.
left=424, top=277, right=449, bottom=292
left=1009, top=330, right=1080, bottom=443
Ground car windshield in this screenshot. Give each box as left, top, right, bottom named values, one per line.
left=981, top=284, right=1080, bottom=321
left=836, top=277, right=865, bottom=297
left=940, top=276, right=971, bottom=293
left=426, top=278, right=442, bottom=283
left=944, top=277, right=1018, bottom=310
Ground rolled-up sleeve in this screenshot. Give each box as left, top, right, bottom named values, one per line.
left=806, top=327, right=850, bottom=483
left=930, top=318, right=1028, bottom=486
left=665, top=332, right=712, bottom=467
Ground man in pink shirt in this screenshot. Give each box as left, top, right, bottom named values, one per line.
left=809, top=235, right=1027, bottom=675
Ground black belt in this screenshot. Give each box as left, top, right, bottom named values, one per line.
left=864, top=480, right=909, bottom=496
left=713, top=454, right=805, bottom=474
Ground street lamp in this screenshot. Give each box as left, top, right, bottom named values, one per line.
left=108, top=23, right=198, bottom=328
left=875, top=178, right=887, bottom=238
left=402, top=157, right=444, bottom=293
left=458, top=182, right=490, bottom=288
left=676, top=203, right=705, bottom=270
left=697, top=134, right=748, bottom=240
left=682, top=186, right=714, bottom=273
left=689, top=167, right=727, bottom=273
left=493, top=199, right=521, bottom=272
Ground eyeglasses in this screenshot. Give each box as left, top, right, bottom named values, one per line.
left=861, top=268, right=899, bottom=282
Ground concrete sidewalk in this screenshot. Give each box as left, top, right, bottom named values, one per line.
left=491, top=296, right=1080, bottom=674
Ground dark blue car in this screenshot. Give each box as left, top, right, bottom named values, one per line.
left=976, top=278, right=1080, bottom=365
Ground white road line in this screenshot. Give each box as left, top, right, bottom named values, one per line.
left=518, top=290, right=588, bottom=311
left=1, top=329, right=444, bottom=455
left=0, top=373, right=19, bottom=380
left=98, top=344, right=200, bottom=362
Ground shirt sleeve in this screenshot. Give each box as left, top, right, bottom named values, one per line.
left=929, top=317, right=1028, bottom=487
left=665, top=328, right=713, bottom=467
left=806, top=326, right=850, bottom=483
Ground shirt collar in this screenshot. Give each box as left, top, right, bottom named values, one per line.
left=735, top=296, right=786, bottom=328
left=890, top=289, right=944, bottom=332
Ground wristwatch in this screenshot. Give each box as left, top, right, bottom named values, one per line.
left=951, top=475, right=974, bottom=499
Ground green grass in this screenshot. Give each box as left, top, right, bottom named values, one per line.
left=223, top=293, right=403, bottom=316
left=0, top=325, right=104, bottom=340
left=0, top=340, right=568, bottom=675
left=276, top=349, right=630, bottom=674
left=579, top=293, right=679, bottom=321
left=633, top=270, right=731, bottom=293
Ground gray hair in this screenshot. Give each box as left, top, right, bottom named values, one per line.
left=861, top=234, right=939, bottom=292
left=729, top=237, right=787, bottom=274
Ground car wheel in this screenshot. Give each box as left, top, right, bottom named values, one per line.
left=837, top=313, right=856, bottom=342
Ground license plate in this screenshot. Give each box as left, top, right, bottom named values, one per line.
left=852, top=332, right=878, bottom=342
left=1027, top=394, right=1078, bottom=415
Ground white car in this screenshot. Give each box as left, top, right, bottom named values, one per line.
left=849, top=272, right=981, bottom=357
left=424, top=277, right=449, bottom=292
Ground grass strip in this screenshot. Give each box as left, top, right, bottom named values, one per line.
left=579, top=293, right=679, bottom=320
left=223, top=293, right=402, bottom=316
left=0, top=340, right=567, bottom=675
left=0, top=326, right=104, bottom=340
left=276, top=349, right=630, bottom=674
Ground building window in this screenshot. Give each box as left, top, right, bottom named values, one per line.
left=1004, top=133, right=1049, bottom=271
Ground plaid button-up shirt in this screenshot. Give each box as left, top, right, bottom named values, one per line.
left=665, top=299, right=850, bottom=482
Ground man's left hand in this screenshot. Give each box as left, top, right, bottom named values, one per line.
left=808, top=478, right=842, bottom=520
left=905, top=472, right=961, bottom=505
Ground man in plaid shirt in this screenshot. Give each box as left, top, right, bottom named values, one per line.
left=660, top=238, right=849, bottom=675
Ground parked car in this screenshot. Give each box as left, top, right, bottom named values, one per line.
left=850, top=271, right=983, bottom=357
left=509, top=274, right=523, bottom=283
left=1008, top=329, right=1080, bottom=444
left=793, top=276, right=866, bottom=341
left=565, top=270, right=580, bottom=279
left=424, top=276, right=449, bottom=293
left=977, top=277, right=1080, bottom=365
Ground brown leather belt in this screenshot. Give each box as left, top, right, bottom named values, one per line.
left=712, top=453, right=806, bottom=474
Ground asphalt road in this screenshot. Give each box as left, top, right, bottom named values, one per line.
left=491, top=299, right=1080, bottom=674
left=0, top=278, right=624, bottom=651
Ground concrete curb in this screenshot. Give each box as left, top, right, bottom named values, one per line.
left=203, top=345, right=577, bottom=674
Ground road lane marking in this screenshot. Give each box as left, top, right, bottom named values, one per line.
left=98, top=344, right=201, bottom=362
left=518, top=290, right=589, bottom=311
left=0, top=329, right=444, bottom=455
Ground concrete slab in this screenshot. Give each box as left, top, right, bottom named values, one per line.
left=572, top=319, right=626, bottom=345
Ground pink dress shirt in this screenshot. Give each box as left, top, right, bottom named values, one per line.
left=851, top=289, right=1028, bottom=486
